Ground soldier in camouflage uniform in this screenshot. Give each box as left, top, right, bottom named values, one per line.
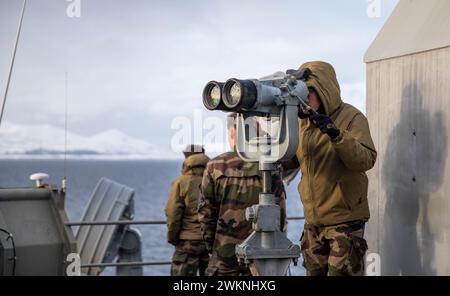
left=165, top=145, right=210, bottom=276
left=285, top=61, right=377, bottom=276
left=199, top=113, right=286, bottom=276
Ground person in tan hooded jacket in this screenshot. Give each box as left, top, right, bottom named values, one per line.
left=165, top=144, right=210, bottom=276
left=288, top=61, right=377, bottom=276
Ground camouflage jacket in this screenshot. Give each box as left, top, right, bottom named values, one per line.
left=165, top=154, right=210, bottom=245
left=198, top=151, right=286, bottom=270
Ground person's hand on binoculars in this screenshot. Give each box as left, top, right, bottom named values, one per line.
left=298, top=105, right=310, bottom=119
left=309, top=114, right=340, bottom=140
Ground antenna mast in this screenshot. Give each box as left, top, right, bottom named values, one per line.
left=0, top=0, right=27, bottom=127
left=62, top=71, right=68, bottom=193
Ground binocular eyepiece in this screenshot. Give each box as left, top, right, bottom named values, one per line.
left=203, top=79, right=258, bottom=112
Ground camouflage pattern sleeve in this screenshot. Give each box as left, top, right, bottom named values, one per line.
left=164, top=179, right=185, bottom=245
left=198, top=167, right=218, bottom=253
left=272, top=172, right=287, bottom=231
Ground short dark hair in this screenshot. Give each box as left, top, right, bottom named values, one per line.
left=183, top=144, right=205, bottom=158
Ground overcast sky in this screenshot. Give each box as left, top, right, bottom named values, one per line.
left=0, top=0, right=398, bottom=158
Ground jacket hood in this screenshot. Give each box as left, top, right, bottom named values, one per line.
left=182, top=153, right=209, bottom=174
left=298, top=61, right=342, bottom=116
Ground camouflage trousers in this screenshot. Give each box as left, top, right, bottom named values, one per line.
left=300, top=220, right=368, bottom=276
left=205, top=257, right=252, bottom=276
left=171, top=240, right=210, bottom=276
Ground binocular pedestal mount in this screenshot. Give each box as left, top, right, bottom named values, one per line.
left=235, top=162, right=301, bottom=276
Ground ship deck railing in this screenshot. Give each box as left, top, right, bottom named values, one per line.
left=65, top=216, right=305, bottom=268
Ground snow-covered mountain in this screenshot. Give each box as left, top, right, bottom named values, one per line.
left=0, top=122, right=171, bottom=159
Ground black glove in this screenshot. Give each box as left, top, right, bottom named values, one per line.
left=298, top=104, right=315, bottom=119
left=309, top=114, right=340, bottom=140
left=298, top=107, right=309, bottom=119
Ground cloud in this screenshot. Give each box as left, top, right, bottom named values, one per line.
left=0, top=0, right=398, bottom=156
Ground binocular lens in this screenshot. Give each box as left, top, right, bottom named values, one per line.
left=203, top=79, right=257, bottom=112
left=228, top=82, right=242, bottom=106
left=203, top=81, right=225, bottom=110
left=223, top=79, right=257, bottom=111
left=209, top=85, right=221, bottom=107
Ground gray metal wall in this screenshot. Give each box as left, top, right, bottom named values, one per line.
left=366, top=46, right=450, bottom=275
